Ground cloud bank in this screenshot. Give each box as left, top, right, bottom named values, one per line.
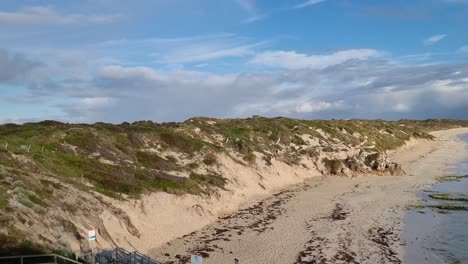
left=0, top=6, right=117, bottom=26
left=2, top=47, right=468, bottom=123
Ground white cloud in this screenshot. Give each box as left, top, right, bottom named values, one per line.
left=160, top=43, right=259, bottom=64
left=294, top=0, right=327, bottom=9
left=459, top=46, right=468, bottom=52
left=237, top=0, right=256, bottom=14
left=233, top=99, right=345, bottom=116
left=250, top=49, right=380, bottom=69
left=241, top=14, right=268, bottom=24
left=392, top=103, right=410, bottom=112
left=98, top=34, right=264, bottom=65
left=96, top=65, right=235, bottom=86
left=423, top=34, right=447, bottom=45
left=79, top=97, right=115, bottom=109
left=0, top=6, right=117, bottom=25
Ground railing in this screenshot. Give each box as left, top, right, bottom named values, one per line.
left=0, top=249, right=162, bottom=264
left=0, top=254, right=82, bottom=264
left=95, top=249, right=162, bottom=264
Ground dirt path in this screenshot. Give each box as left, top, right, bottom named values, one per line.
left=149, top=128, right=468, bottom=264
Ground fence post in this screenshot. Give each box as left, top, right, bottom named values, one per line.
left=54, top=255, right=57, bottom=263
left=20, top=257, right=23, bottom=264
left=4, top=143, right=7, bottom=150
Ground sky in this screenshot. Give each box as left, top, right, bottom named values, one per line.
left=1, top=0, right=468, bottom=124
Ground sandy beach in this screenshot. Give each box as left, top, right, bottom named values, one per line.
left=148, top=128, right=468, bottom=263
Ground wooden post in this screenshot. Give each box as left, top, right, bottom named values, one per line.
left=4, top=143, right=7, bottom=150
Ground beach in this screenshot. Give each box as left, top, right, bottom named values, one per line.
left=149, top=128, right=468, bottom=263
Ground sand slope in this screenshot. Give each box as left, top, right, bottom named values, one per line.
left=149, top=128, right=468, bottom=263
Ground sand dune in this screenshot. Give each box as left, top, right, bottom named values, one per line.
left=148, top=128, right=468, bottom=263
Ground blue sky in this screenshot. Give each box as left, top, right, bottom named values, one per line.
left=1, top=0, right=468, bottom=123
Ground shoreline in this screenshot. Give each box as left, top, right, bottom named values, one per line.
left=149, top=128, right=468, bottom=263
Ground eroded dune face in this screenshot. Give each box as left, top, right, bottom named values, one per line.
left=0, top=118, right=466, bottom=255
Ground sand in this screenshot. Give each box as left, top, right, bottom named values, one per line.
left=148, top=128, right=468, bottom=263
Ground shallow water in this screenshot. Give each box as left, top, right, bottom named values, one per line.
left=404, top=133, right=468, bottom=264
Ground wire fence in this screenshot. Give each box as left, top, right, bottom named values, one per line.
left=0, top=254, right=82, bottom=264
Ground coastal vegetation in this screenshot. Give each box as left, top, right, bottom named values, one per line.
left=0, top=117, right=467, bottom=255
left=1, top=118, right=465, bottom=199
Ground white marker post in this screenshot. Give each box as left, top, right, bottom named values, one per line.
left=88, top=229, right=96, bottom=241
left=88, top=229, right=96, bottom=254
left=191, top=255, right=203, bottom=264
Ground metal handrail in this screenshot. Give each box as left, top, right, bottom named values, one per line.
left=95, top=249, right=162, bottom=264
left=0, top=254, right=82, bottom=264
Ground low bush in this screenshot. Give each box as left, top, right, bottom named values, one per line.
left=324, top=158, right=342, bottom=174
left=364, top=153, right=380, bottom=166
left=202, top=154, right=217, bottom=166
left=190, top=172, right=227, bottom=190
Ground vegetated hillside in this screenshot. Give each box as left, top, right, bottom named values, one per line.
left=0, top=117, right=466, bottom=256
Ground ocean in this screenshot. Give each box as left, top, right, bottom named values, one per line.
left=404, top=133, right=468, bottom=264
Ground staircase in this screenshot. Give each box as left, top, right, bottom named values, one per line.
left=0, top=249, right=162, bottom=264
left=95, top=249, right=162, bottom=264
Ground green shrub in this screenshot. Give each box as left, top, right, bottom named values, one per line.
left=165, top=155, right=178, bottom=163
left=202, top=154, right=217, bottom=166
left=282, top=153, right=301, bottom=166
left=262, top=154, right=273, bottom=166
left=190, top=172, right=227, bottom=190
left=16, top=193, right=34, bottom=208
left=0, top=192, right=8, bottom=209
left=0, top=232, right=75, bottom=257
left=292, top=135, right=306, bottom=145
left=243, top=152, right=256, bottom=164
left=63, top=130, right=99, bottom=153
left=364, top=153, right=380, bottom=166
left=324, top=158, right=342, bottom=174
left=136, top=151, right=177, bottom=170
left=186, top=162, right=199, bottom=169
left=159, top=131, right=205, bottom=154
